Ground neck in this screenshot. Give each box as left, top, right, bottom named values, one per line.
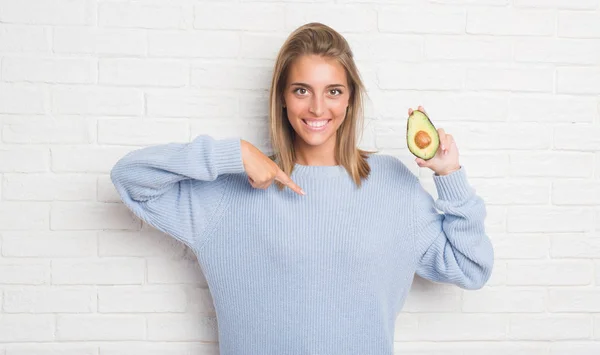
left=293, top=136, right=337, bottom=166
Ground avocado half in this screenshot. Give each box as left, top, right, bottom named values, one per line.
left=406, top=110, right=440, bottom=160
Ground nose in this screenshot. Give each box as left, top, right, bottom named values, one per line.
left=309, top=95, right=324, bottom=117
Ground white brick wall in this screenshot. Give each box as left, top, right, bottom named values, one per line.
left=0, top=0, right=598, bottom=353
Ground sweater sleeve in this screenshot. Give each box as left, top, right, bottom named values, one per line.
left=110, top=135, right=245, bottom=250
left=412, top=167, right=494, bottom=290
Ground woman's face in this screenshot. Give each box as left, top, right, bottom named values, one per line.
left=282, top=54, right=350, bottom=149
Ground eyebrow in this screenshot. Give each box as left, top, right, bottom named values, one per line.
left=290, top=82, right=346, bottom=89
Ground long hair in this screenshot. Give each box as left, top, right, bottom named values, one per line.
left=268, top=22, right=376, bottom=190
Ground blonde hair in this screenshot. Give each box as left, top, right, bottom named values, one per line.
left=268, top=22, right=376, bottom=190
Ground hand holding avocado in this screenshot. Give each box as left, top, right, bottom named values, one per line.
left=407, top=106, right=460, bottom=176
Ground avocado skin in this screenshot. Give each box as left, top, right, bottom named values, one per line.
left=406, top=110, right=440, bottom=161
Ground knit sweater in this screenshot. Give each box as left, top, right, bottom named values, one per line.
left=110, top=134, right=494, bottom=355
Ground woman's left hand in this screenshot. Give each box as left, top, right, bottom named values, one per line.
left=409, top=106, right=461, bottom=176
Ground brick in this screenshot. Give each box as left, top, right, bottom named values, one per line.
left=0, top=25, right=50, bottom=52
left=549, top=289, right=600, bottom=312
left=195, top=3, right=284, bottom=31
left=190, top=119, right=269, bottom=150
left=554, top=125, right=600, bottom=152
left=466, top=66, right=553, bottom=92
left=515, top=38, right=600, bottom=65
left=451, top=123, right=552, bottom=150
left=404, top=314, right=507, bottom=340
left=470, top=179, right=549, bottom=205
left=2, top=231, right=97, bottom=257
left=460, top=153, right=510, bottom=178
left=374, top=119, right=409, bottom=150
left=51, top=146, right=136, bottom=173
left=2, top=57, right=96, bottom=84
left=507, top=261, right=593, bottom=285
left=99, top=343, right=218, bottom=355
left=509, top=152, right=594, bottom=178
left=98, top=285, right=187, bottom=313
left=508, top=206, right=593, bottom=232
left=147, top=314, right=218, bottom=341
left=0, top=146, right=49, bottom=172
left=0, top=315, right=54, bottom=342
left=0, top=202, right=49, bottom=230
left=463, top=287, right=546, bottom=313
left=490, top=233, right=550, bottom=259
left=285, top=4, right=377, bottom=33
left=378, top=64, right=464, bottom=90
left=3, top=286, right=95, bottom=313
left=515, top=0, right=599, bottom=9
left=403, top=278, right=462, bottom=312
left=550, top=343, right=600, bottom=355
left=53, top=27, right=146, bottom=56
left=237, top=91, right=274, bottom=119
left=3, top=173, right=96, bottom=201
left=2, top=115, right=92, bottom=144
left=52, top=258, right=145, bottom=285
left=51, top=202, right=139, bottom=230
left=98, top=118, right=189, bottom=145
left=191, top=63, right=272, bottom=90
left=150, top=31, right=240, bottom=58
left=0, top=259, right=50, bottom=284
left=97, top=175, right=121, bottom=203
left=559, top=11, right=600, bottom=38
left=551, top=233, right=600, bottom=258
left=0, top=84, right=46, bottom=114
left=146, top=90, right=238, bottom=118
left=99, top=2, right=189, bottom=29
left=240, top=33, right=287, bottom=60
left=5, top=344, right=97, bottom=355
left=56, top=315, right=145, bottom=341
left=425, top=36, right=512, bottom=62
left=0, top=0, right=94, bottom=25
left=345, top=34, right=423, bottom=62
left=185, top=286, right=216, bottom=313
left=509, top=94, right=598, bottom=123
left=557, top=67, right=600, bottom=95
left=467, top=8, right=555, bottom=36
left=147, top=257, right=208, bottom=286
left=552, top=180, right=600, bottom=205
left=509, top=314, right=592, bottom=340
left=396, top=342, right=546, bottom=355
left=379, top=6, right=466, bottom=34
left=98, top=230, right=185, bottom=258
left=51, top=86, right=143, bottom=116
left=360, top=90, right=424, bottom=121
left=423, top=92, right=508, bottom=122
left=99, top=59, right=188, bottom=87
left=487, top=261, right=506, bottom=286
left=431, top=0, right=508, bottom=3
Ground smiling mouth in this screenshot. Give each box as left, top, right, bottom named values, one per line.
left=302, top=119, right=332, bottom=130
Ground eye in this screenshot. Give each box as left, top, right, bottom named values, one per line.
left=330, top=88, right=343, bottom=96
left=293, top=88, right=308, bottom=95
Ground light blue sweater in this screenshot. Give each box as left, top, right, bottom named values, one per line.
left=110, top=134, right=494, bottom=355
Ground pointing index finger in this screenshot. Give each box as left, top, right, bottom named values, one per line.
left=275, top=169, right=306, bottom=196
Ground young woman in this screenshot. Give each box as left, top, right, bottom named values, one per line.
left=111, top=22, right=494, bottom=355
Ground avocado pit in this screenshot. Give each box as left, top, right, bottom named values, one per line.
left=414, top=130, right=431, bottom=149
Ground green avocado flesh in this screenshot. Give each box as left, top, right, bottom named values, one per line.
left=406, top=110, right=439, bottom=160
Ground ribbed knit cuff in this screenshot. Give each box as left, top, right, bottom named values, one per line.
left=212, top=137, right=245, bottom=175
left=432, top=166, right=473, bottom=201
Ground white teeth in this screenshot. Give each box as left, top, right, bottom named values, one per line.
left=305, top=120, right=328, bottom=127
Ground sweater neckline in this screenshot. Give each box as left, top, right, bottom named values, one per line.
left=291, top=163, right=348, bottom=178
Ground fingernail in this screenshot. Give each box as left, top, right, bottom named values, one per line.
left=300, top=189, right=306, bottom=195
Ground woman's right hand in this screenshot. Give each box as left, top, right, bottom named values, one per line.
left=240, top=140, right=305, bottom=196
